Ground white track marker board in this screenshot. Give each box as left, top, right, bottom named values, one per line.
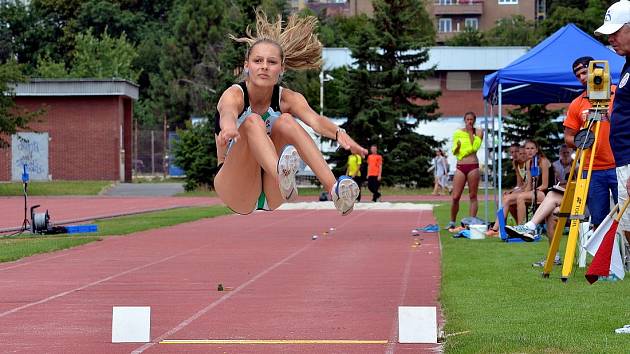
left=112, top=306, right=151, bottom=343
left=398, top=306, right=437, bottom=343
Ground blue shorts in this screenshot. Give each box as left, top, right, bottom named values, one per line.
left=583, top=168, right=618, bottom=226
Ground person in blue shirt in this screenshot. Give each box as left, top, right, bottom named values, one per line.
left=595, top=0, right=630, bottom=249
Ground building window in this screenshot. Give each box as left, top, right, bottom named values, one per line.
left=438, top=0, right=455, bottom=4
left=464, top=18, right=479, bottom=30
left=439, top=18, right=452, bottom=33
left=470, top=72, right=487, bottom=89
left=416, top=72, right=441, bottom=92
left=446, top=72, right=471, bottom=91
left=498, top=0, right=518, bottom=4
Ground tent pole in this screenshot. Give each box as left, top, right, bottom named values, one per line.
left=483, top=101, right=489, bottom=223
left=491, top=103, right=497, bottom=212
left=498, top=84, right=503, bottom=210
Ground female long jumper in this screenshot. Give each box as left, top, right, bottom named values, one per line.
left=214, top=10, right=367, bottom=215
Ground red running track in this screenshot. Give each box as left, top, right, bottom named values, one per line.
left=0, top=196, right=221, bottom=230
left=0, top=208, right=441, bottom=353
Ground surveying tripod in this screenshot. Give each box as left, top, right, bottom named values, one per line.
left=542, top=61, right=612, bottom=282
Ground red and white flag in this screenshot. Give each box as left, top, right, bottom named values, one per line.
left=585, top=200, right=629, bottom=284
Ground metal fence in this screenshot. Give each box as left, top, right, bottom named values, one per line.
left=133, top=129, right=166, bottom=176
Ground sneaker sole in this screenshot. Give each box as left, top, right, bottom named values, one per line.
left=336, top=178, right=360, bottom=216
left=505, top=226, right=535, bottom=242
left=277, top=145, right=300, bottom=200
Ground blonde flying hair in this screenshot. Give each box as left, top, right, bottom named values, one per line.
left=230, top=9, right=323, bottom=70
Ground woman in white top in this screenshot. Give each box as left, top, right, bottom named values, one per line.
left=214, top=10, right=367, bottom=215
left=429, top=149, right=448, bottom=195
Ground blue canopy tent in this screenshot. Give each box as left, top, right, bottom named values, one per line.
left=482, top=23, right=623, bottom=216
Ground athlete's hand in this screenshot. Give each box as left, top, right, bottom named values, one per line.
left=476, top=128, right=484, bottom=138
left=337, top=132, right=367, bottom=157
left=218, top=126, right=240, bottom=146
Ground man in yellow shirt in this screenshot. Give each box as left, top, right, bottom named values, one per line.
left=346, top=153, right=363, bottom=202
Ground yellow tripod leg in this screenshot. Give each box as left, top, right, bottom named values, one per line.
left=560, top=121, right=600, bottom=281
left=542, top=181, right=575, bottom=276
left=561, top=176, right=590, bottom=280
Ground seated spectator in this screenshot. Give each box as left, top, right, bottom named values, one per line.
left=505, top=145, right=528, bottom=219
left=552, top=144, right=574, bottom=184
left=485, top=144, right=534, bottom=236
left=515, top=140, right=553, bottom=224
left=486, top=140, right=551, bottom=236
left=509, top=143, right=527, bottom=193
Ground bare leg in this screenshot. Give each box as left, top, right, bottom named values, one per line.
left=432, top=176, right=439, bottom=195
left=516, top=192, right=529, bottom=224
left=467, top=168, right=480, bottom=217
left=214, top=115, right=278, bottom=214
left=516, top=190, right=546, bottom=224
left=270, top=114, right=336, bottom=192
left=450, top=169, right=467, bottom=222
left=501, top=191, right=518, bottom=220
left=528, top=191, right=562, bottom=226
left=491, top=193, right=518, bottom=230
left=545, top=212, right=559, bottom=245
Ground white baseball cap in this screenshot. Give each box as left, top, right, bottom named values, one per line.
left=595, top=0, right=630, bottom=35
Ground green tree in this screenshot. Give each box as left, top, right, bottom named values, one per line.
left=540, top=0, right=607, bottom=39
left=0, top=61, right=41, bottom=148
left=484, top=15, right=540, bottom=46
left=71, top=30, right=139, bottom=81
left=445, top=28, right=486, bottom=46
left=318, top=14, right=373, bottom=47
left=172, top=121, right=216, bottom=191
left=148, top=0, right=236, bottom=126
left=75, top=0, right=144, bottom=42
left=35, top=29, right=140, bottom=82
left=0, top=1, right=65, bottom=73
left=332, top=0, right=441, bottom=187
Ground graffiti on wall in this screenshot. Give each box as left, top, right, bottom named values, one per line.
left=11, top=133, right=49, bottom=181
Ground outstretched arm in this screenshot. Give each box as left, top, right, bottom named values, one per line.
left=215, top=87, right=244, bottom=164
left=216, top=87, right=243, bottom=144
left=283, top=89, right=367, bottom=157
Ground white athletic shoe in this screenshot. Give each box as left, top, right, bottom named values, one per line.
left=331, top=175, right=360, bottom=216
left=277, top=144, right=300, bottom=201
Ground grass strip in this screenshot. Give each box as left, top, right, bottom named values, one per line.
left=86, top=205, right=232, bottom=236
left=0, top=206, right=231, bottom=263
left=434, top=202, right=630, bottom=353
left=0, top=181, right=112, bottom=196
left=0, top=236, right=96, bottom=263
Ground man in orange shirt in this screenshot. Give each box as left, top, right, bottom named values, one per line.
left=564, top=56, right=618, bottom=228
left=367, top=144, right=383, bottom=202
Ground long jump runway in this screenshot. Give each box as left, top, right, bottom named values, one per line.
left=0, top=206, right=441, bottom=353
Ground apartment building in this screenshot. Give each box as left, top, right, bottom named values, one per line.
left=300, top=0, right=546, bottom=44
left=288, top=0, right=307, bottom=13
left=322, top=46, right=527, bottom=116
left=431, top=0, right=545, bottom=43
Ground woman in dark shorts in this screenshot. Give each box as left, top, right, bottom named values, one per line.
left=446, top=112, right=484, bottom=230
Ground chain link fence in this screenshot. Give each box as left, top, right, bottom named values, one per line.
left=133, top=128, right=166, bottom=176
